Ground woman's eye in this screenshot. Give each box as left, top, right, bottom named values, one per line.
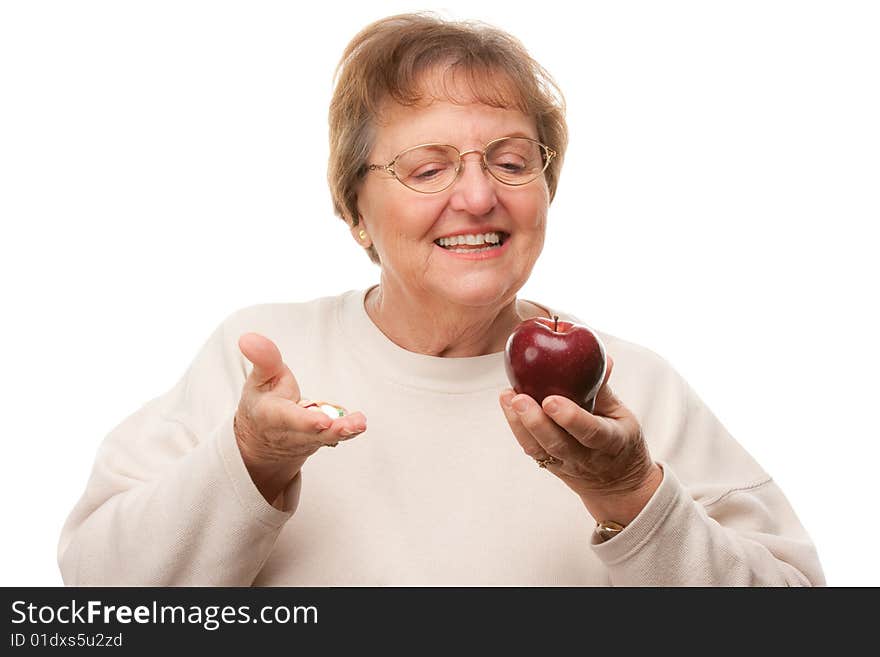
left=495, top=159, right=527, bottom=172
left=411, top=164, right=449, bottom=180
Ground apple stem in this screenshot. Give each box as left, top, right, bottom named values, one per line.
left=553, top=315, right=558, bottom=331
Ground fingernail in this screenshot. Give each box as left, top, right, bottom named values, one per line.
left=500, top=391, right=514, bottom=409
left=544, top=400, right=559, bottom=415
left=512, top=398, right=528, bottom=414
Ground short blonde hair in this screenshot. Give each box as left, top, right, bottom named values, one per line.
left=328, top=12, right=568, bottom=265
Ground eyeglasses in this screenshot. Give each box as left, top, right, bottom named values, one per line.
left=365, top=136, right=557, bottom=194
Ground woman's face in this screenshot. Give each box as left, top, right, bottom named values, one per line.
left=355, top=81, right=549, bottom=312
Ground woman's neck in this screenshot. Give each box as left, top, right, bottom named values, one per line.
left=364, top=283, right=541, bottom=358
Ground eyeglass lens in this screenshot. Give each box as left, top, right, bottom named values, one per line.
left=393, top=138, right=547, bottom=192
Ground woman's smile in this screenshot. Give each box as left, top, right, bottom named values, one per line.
left=432, top=232, right=512, bottom=260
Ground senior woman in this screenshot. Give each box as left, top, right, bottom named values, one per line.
left=58, top=13, right=824, bottom=586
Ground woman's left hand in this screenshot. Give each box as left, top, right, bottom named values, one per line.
left=499, top=356, right=662, bottom=523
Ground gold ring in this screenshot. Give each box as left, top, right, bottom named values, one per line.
left=535, top=455, right=561, bottom=468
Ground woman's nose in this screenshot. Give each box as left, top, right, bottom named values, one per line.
left=447, top=153, right=498, bottom=215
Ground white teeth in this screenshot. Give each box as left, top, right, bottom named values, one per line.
left=446, top=245, right=499, bottom=253
left=436, top=232, right=502, bottom=247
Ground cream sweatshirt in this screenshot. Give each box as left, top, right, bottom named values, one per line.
left=58, top=286, right=825, bottom=586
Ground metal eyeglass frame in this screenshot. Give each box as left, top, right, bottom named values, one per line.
left=365, top=136, right=557, bottom=194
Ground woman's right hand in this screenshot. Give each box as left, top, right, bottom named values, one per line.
left=234, top=332, right=367, bottom=507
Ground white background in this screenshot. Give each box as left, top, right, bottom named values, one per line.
left=1, top=1, right=877, bottom=586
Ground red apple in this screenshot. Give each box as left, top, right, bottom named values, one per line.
left=504, top=315, right=607, bottom=413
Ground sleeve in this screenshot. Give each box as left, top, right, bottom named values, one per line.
left=590, top=351, right=826, bottom=586
left=57, top=309, right=300, bottom=586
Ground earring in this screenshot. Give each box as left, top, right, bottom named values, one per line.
left=359, top=230, right=367, bottom=241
